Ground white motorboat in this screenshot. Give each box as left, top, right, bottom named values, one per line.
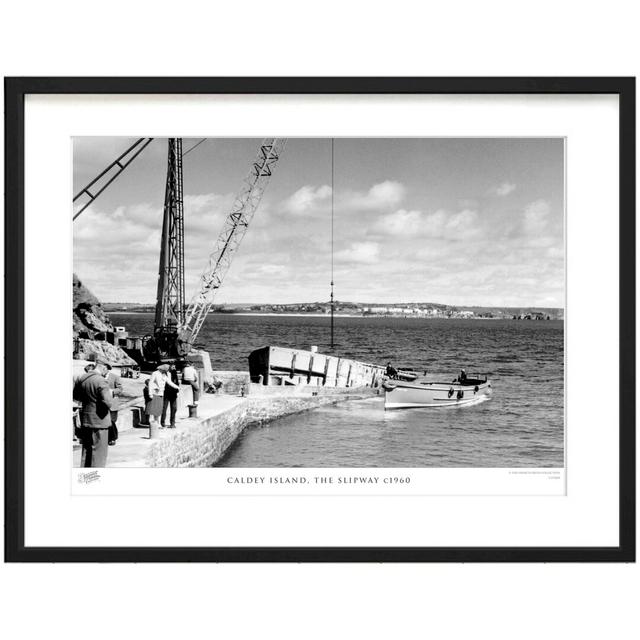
left=382, top=373, right=492, bottom=409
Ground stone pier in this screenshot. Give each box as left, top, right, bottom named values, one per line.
left=72, top=372, right=379, bottom=468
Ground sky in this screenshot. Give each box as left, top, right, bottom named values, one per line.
left=73, top=137, right=564, bottom=307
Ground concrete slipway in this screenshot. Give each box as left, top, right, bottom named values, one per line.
left=73, top=370, right=379, bottom=468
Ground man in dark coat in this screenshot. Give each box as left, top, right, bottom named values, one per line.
left=161, top=363, right=180, bottom=428
left=73, top=359, right=113, bottom=467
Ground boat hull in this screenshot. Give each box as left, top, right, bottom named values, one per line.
left=384, top=379, right=492, bottom=409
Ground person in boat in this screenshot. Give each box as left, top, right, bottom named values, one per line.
left=385, top=362, right=398, bottom=379
left=458, top=369, right=467, bottom=383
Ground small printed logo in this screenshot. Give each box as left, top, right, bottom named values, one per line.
left=78, top=470, right=101, bottom=484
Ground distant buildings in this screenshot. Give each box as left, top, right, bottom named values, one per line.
left=513, top=312, right=552, bottom=321
left=104, top=299, right=561, bottom=320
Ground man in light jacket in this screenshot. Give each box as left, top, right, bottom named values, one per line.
left=73, top=358, right=113, bottom=467
left=181, top=362, right=200, bottom=406
left=104, top=364, right=123, bottom=445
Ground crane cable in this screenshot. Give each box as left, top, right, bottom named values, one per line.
left=182, top=138, right=207, bottom=157
left=330, top=138, right=335, bottom=350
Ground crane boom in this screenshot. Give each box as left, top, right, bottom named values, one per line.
left=140, top=138, right=188, bottom=363
left=180, top=138, right=286, bottom=348
left=73, top=137, right=154, bottom=220
left=155, top=138, right=185, bottom=332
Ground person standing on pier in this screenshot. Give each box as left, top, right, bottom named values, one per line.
left=73, top=357, right=113, bottom=467
left=161, top=363, right=180, bottom=428
left=142, top=379, right=151, bottom=426
left=148, top=364, right=180, bottom=430
left=181, top=361, right=200, bottom=406
left=104, top=363, right=123, bottom=445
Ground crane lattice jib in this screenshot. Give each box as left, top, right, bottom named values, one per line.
left=155, top=138, right=185, bottom=332
left=73, top=138, right=154, bottom=220
left=181, top=138, right=286, bottom=345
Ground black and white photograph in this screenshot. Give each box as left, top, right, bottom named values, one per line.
left=2, top=4, right=637, bottom=636
left=72, top=136, right=565, bottom=471
left=5, top=74, right=633, bottom=567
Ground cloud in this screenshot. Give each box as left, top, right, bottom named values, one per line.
left=284, top=184, right=332, bottom=214
left=372, top=208, right=480, bottom=241
left=335, top=242, right=380, bottom=264
left=184, top=193, right=227, bottom=213
left=436, top=209, right=479, bottom=240
left=74, top=191, right=239, bottom=300
left=74, top=180, right=562, bottom=308
left=255, top=264, right=288, bottom=276
left=523, top=199, right=551, bottom=234
left=340, top=180, right=406, bottom=211
left=74, top=203, right=161, bottom=248
left=527, top=235, right=556, bottom=248
left=371, top=209, right=423, bottom=237
left=489, top=182, right=516, bottom=196
left=283, top=180, right=406, bottom=218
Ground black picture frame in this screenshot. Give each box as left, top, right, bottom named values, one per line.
left=4, top=77, right=635, bottom=563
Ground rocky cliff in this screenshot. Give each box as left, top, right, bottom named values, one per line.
left=73, top=274, right=136, bottom=366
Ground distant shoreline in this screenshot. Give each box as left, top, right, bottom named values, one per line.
left=107, top=311, right=562, bottom=320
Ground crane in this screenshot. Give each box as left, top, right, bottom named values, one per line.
left=145, top=137, right=286, bottom=360
left=178, top=138, right=286, bottom=350
left=146, top=138, right=186, bottom=360
left=74, top=136, right=286, bottom=364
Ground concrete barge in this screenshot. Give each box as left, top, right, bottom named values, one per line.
left=249, top=345, right=386, bottom=388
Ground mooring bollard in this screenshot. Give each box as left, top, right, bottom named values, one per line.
left=149, top=421, right=160, bottom=439
left=188, top=405, right=198, bottom=419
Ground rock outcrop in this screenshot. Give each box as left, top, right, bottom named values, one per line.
left=73, top=274, right=114, bottom=335
left=73, top=274, right=136, bottom=366
left=74, top=337, right=137, bottom=367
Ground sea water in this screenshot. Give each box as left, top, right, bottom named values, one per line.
left=111, top=314, right=564, bottom=467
